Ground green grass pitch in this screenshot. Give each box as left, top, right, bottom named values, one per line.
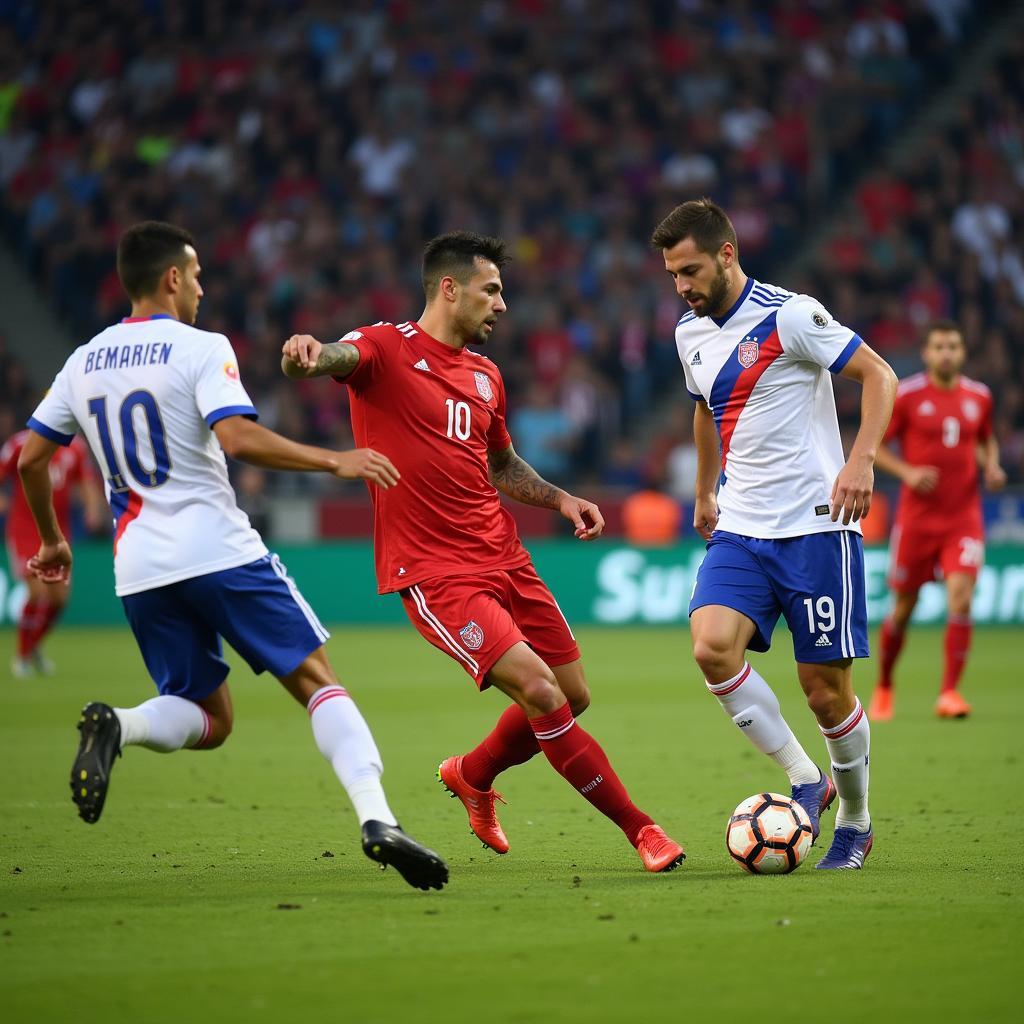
left=2, top=625, right=1021, bottom=1023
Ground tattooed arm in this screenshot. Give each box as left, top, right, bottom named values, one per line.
left=488, top=444, right=605, bottom=540
left=281, top=334, right=361, bottom=380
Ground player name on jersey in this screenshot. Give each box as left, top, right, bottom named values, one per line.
left=83, top=342, right=173, bottom=374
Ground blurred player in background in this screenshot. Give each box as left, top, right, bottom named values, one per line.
left=18, top=221, right=447, bottom=891
left=282, top=231, right=685, bottom=873
left=1, top=427, right=105, bottom=676
left=652, top=199, right=897, bottom=870
left=871, top=320, right=1006, bottom=721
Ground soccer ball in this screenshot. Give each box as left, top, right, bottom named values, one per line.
left=726, top=793, right=813, bottom=874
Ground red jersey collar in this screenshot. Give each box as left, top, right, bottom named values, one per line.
left=409, top=322, right=471, bottom=360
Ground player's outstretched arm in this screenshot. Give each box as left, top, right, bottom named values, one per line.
left=833, top=342, right=899, bottom=525
left=488, top=444, right=604, bottom=540
left=213, top=416, right=399, bottom=488
left=693, top=400, right=720, bottom=541
left=17, top=430, right=72, bottom=582
left=281, top=334, right=361, bottom=380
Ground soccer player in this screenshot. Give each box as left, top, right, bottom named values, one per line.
left=2, top=428, right=104, bottom=676
left=18, top=221, right=447, bottom=891
left=651, top=199, right=898, bottom=870
left=870, top=320, right=1005, bottom=721
left=281, top=231, right=685, bottom=873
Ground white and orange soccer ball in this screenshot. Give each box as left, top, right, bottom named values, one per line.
left=726, top=793, right=813, bottom=874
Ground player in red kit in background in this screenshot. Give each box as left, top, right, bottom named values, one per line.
left=870, top=320, right=1006, bottom=720
left=1, top=429, right=105, bottom=676
left=281, top=231, right=685, bottom=873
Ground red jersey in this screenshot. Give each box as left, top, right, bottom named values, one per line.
left=0, top=431, right=96, bottom=545
left=341, top=321, right=531, bottom=593
left=885, top=373, right=992, bottom=530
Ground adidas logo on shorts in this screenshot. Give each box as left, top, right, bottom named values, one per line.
left=815, top=634, right=832, bottom=647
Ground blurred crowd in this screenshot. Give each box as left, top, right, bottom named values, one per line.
left=0, top=0, right=1020, bottom=515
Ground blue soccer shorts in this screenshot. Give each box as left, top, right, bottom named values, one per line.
left=689, top=530, right=869, bottom=663
left=121, top=553, right=330, bottom=701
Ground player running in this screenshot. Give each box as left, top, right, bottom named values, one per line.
left=281, top=231, right=685, bottom=873
left=870, top=320, right=1005, bottom=721
left=2, top=428, right=104, bottom=676
left=651, top=199, right=897, bottom=870
left=18, top=221, right=447, bottom=891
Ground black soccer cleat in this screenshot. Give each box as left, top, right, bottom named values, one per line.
left=70, top=702, right=121, bottom=824
left=360, top=820, right=449, bottom=891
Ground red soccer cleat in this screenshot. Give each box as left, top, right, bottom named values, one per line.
left=635, top=824, right=686, bottom=873
left=868, top=686, right=894, bottom=722
left=437, top=755, right=509, bottom=854
left=935, top=690, right=972, bottom=719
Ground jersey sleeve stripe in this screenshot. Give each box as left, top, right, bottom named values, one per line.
left=27, top=416, right=75, bottom=446
left=204, top=405, right=259, bottom=428
left=828, top=334, right=862, bottom=373
left=686, top=387, right=702, bottom=402
left=961, top=378, right=991, bottom=395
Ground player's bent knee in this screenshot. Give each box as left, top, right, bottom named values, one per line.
left=569, top=688, right=591, bottom=716
left=692, top=638, right=739, bottom=679
left=513, top=675, right=563, bottom=716
left=804, top=685, right=845, bottom=723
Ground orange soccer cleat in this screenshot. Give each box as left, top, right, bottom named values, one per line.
left=935, top=690, right=972, bottom=719
left=635, top=824, right=686, bottom=873
left=437, top=755, right=510, bottom=854
left=868, top=686, right=894, bottom=722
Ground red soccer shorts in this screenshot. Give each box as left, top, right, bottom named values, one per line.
left=888, top=519, right=985, bottom=593
left=399, top=562, right=580, bottom=688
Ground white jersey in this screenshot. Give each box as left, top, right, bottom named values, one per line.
left=29, top=314, right=267, bottom=595
left=676, top=279, right=862, bottom=539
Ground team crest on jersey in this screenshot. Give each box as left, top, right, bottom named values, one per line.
left=224, top=362, right=239, bottom=381
left=459, top=620, right=485, bottom=650
left=918, top=400, right=935, bottom=416
left=737, top=340, right=759, bottom=368
left=962, top=399, right=980, bottom=421
left=474, top=372, right=494, bottom=401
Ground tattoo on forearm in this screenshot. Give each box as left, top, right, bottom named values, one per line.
left=314, top=342, right=360, bottom=377
left=488, top=448, right=561, bottom=508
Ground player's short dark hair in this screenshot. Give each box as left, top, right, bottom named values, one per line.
left=422, top=231, right=508, bottom=296
left=650, top=198, right=739, bottom=257
left=117, top=221, right=196, bottom=300
left=923, top=319, right=963, bottom=345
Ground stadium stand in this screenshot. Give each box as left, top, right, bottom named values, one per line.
left=1, top=0, right=1020, bottom=536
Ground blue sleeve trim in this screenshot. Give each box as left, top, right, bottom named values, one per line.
left=829, top=334, right=862, bottom=373
left=687, top=388, right=702, bottom=402
left=27, top=416, right=75, bottom=446
left=205, top=405, right=258, bottom=428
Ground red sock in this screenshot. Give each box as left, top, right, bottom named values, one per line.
left=461, top=704, right=540, bottom=790
left=529, top=703, right=653, bottom=845
left=877, top=617, right=906, bottom=690
left=942, top=616, right=972, bottom=693
left=17, top=599, right=41, bottom=657
left=33, top=602, right=62, bottom=650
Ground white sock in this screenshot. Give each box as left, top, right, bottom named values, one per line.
left=308, top=685, right=398, bottom=826
left=707, top=663, right=820, bottom=785
left=821, top=698, right=871, bottom=832
left=114, top=696, right=209, bottom=752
